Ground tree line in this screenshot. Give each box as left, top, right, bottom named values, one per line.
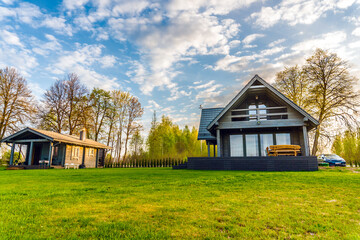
left=332, top=129, right=360, bottom=167
left=0, top=70, right=144, bottom=161
left=0, top=68, right=207, bottom=163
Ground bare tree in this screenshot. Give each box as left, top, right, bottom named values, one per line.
left=273, top=49, right=360, bottom=155
left=39, top=73, right=88, bottom=135
left=123, top=96, right=143, bottom=161
left=39, top=80, right=67, bottom=133
left=64, top=74, right=88, bottom=135
left=0, top=67, right=36, bottom=139
left=273, top=65, right=310, bottom=109
left=89, top=88, right=111, bottom=141
left=112, top=90, right=130, bottom=161
left=303, top=49, right=360, bottom=155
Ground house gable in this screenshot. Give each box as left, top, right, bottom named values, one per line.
left=207, top=75, right=319, bottom=131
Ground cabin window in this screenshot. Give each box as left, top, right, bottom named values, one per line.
left=260, top=134, right=273, bottom=156
left=276, top=133, right=291, bottom=145
left=72, top=146, right=80, bottom=159
left=245, top=134, right=259, bottom=156
left=230, top=135, right=244, bottom=157
left=88, top=148, right=94, bottom=157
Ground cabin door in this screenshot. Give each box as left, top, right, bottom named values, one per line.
left=32, top=144, right=42, bottom=165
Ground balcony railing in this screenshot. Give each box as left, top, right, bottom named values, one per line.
left=231, top=106, right=287, bottom=122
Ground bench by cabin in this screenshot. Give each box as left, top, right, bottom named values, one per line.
left=1, top=128, right=111, bottom=169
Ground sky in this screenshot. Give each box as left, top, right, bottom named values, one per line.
left=0, top=0, right=360, bottom=133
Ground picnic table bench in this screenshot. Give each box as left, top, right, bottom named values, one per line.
left=266, top=145, right=301, bottom=156
left=64, top=163, right=79, bottom=169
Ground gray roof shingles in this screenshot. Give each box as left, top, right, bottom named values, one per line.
left=198, top=108, right=223, bottom=140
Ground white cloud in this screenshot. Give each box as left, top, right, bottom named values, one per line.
left=15, top=2, right=42, bottom=24
left=31, top=35, right=62, bottom=56
left=41, top=16, right=73, bottom=36
left=251, top=0, right=357, bottom=28
left=0, top=34, right=38, bottom=76
left=48, top=44, right=120, bottom=90
left=62, top=0, right=89, bottom=11
left=123, top=12, right=240, bottom=95
left=101, top=55, right=117, bottom=68
left=0, top=6, right=16, bottom=21
left=242, top=33, right=265, bottom=45
left=352, top=27, right=360, bottom=36
left=268, top=38, right=286, bottom=47
left=0, top=30, right=23, bottom=47
left=291, top=31, right=347, bottom=52
left=1, top=0, right=17, bottom=4
left=195, top=80, right=223, bottom=102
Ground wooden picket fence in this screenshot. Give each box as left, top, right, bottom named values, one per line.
left=104, top=158, right=187, bottom=168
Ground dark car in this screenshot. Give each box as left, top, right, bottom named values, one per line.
left=318, top=154, right=346, bottom=167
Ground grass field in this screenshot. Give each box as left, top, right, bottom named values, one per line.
left=1, top=167, right=360, bottom=239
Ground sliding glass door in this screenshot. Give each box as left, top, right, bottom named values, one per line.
left=260, top=134, right=273, bottom=156
left=245, top=134, right=259, bottom=156
left=276, top=133, right=291, bottom=145
left=230, top=135, right=244, bottom=156
left=230, top=133, right=292, bottom=157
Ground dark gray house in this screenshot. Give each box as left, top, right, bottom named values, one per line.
left=182, top=75, right=319, bottom=171
left=1, top=128, right=111, bottom=169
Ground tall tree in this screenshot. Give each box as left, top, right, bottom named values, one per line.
left=112, top=90, right=130, bottom=161
left=89, top=88, right=111, bottom=141
left=39, top=73, right=88, bottom=134
left=39, top=79, right=67, bottom=133
left=64, top=74, right=89, bottom=135
left=123, top=96, right=143, bottom=161
left=303, top=49, right=360, bottom=155
left=273, top=49, right=360, bottom=155
left=130, top=129, right=143, bottom=157
left=0, top=67, right=36, bottom=139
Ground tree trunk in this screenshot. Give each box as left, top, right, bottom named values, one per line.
left=312, top=126, right=321, bottom=156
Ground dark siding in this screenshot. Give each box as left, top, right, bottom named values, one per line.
left=184, top=156, right=318, bottom=171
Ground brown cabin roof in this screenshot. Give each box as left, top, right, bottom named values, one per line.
left=1, top=127, right=111, bottom=149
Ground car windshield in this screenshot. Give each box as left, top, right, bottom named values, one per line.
left=324, top=154, right=342, bottom=160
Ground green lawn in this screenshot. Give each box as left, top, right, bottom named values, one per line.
left=0, top=168, right=360, bottom=239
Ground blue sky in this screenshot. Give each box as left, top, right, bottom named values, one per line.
left=0, top=0, right=360, bottom=133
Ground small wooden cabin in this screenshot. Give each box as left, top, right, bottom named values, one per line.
left=182, top=75, right=320, bottom=171
left=1, top=128, right=111, bottom=168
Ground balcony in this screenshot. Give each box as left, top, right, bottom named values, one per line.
left=231, top=106, right=288, bottom=122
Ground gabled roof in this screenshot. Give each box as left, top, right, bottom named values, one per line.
left=1, top=127, right=112, bottom=149
left=207, top=75, right=319, bottom=130
left=198, top=108, right=223, bottom=140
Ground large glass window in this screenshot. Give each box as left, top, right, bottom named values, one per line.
left=246, top=134, right=259, bottom=156
left=230, top=135, right=244, bottom=156
left=260, top=134, right=273, bottom=156
left=276, top=133, right=291, bottom=145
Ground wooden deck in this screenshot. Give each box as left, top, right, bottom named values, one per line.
left=174, top=156, right=318, bottom=171
left=6, top=165, right=64, bottom=170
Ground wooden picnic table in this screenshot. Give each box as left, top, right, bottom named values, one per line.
left=266, top=145, right=301, bottom=156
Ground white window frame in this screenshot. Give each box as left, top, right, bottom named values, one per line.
left=72, top=146, right=80, bottom=159
left=88, top=148, right=94, bottom=157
